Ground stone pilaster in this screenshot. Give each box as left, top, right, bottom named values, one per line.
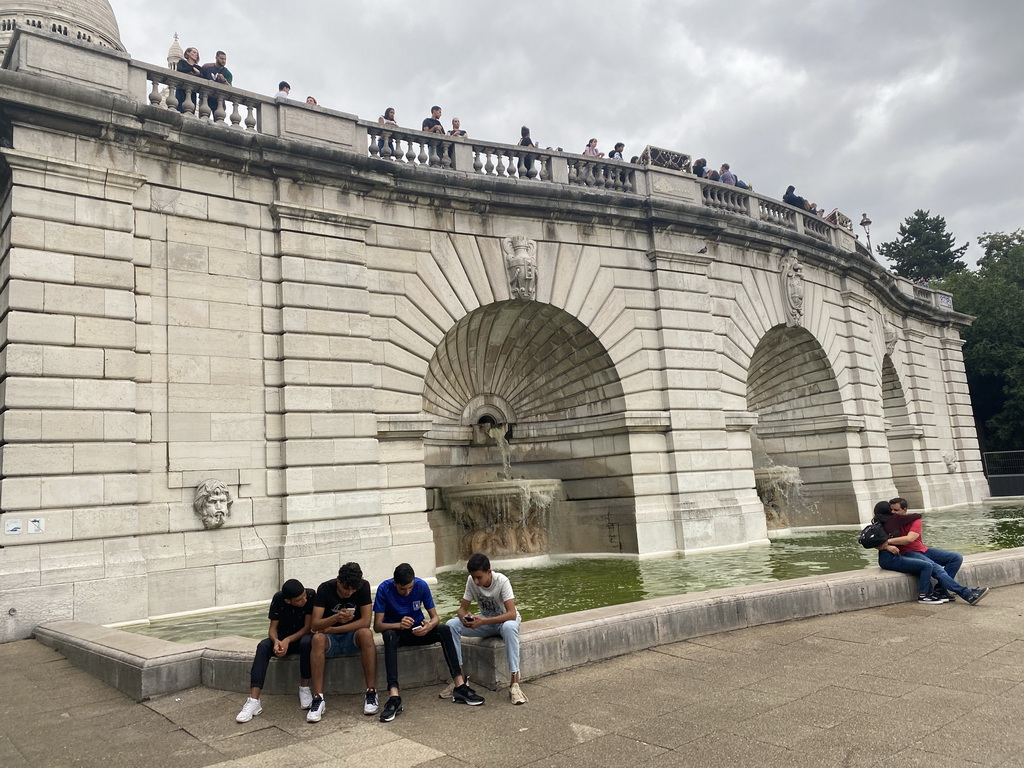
left=646, top=234, right=767, bottom=552
left=0, top=147, right=148, bottom=637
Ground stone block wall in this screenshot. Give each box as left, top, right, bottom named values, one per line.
left=0, top=31, right=990, bottom=640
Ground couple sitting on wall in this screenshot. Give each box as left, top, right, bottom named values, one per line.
left=871, top=497, right=989, bottom=605
left=235, top=553, right=526, bottom=726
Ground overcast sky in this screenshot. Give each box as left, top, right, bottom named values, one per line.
left=112, top=0, right=1024, bottom=267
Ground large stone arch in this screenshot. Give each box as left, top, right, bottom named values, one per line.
left=420, top=300, right=645, bottom=562
left=746, top=324, right=860, bottom=525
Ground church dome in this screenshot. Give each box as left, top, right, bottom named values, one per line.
left=0, top=1, right=124, bottom=58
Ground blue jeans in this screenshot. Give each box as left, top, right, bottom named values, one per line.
left=906, top=548, right=965, bottom=598
left=446, top=616, right=521, bottom=675
left=878, top=550, right=970, bottom=599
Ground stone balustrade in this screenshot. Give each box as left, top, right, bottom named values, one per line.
left=2, top=26, right=951, bottom=311
left=365, top=121, right=454, bottom=167
left=142, top=65, right=262, bottom=130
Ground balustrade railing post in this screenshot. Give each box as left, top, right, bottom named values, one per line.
left=795, top=212, right=806, bottom=236
left=451, top=141, right=474, bottom=171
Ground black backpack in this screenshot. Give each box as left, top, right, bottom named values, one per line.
left=858, top=521, right=889, bottom=549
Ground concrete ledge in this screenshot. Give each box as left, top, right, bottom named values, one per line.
left=34, top=548, right=1024, bottom=700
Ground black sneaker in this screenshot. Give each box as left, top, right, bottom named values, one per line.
left=927, top=592, right=950, bottom=604
left=966, top=587, right=990, bottom=606
left=453, top=684, right=485, bottom=706
left=918, top=594, right=944, bottom=604
left=379, top=695, right=403, bottom=722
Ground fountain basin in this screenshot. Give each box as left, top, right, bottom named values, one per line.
left=444, top=479, right=564, bottom=558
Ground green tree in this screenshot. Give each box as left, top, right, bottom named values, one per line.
left=877, top=209, right=968, bottom=281
left=934, top=230, right=1024, bottom=451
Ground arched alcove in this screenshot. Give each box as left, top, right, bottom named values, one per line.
left=422, top=300, right=640, bottom=561
left=747, top=325, right=859, bottom=525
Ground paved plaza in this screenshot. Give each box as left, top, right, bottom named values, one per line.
left=2, top=582, right=1023, bottom=768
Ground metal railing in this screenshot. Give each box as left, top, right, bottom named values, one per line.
left=983, top=451, right=1024, bottom=496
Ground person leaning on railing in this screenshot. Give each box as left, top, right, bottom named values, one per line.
left=174, top=46, right=202, bottom=113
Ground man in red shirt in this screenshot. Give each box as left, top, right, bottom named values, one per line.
left=889, top=497, right=970, bottom=603
left=873, top=500, right=989, bottom=605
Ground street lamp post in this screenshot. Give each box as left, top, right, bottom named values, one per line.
left=859, top=213, right=873, bottom=256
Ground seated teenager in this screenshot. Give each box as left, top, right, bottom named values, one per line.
left=871, top=501, right=989, bottom=605
left=306, top=562, right=379, bottom=722
left=374, top=562, right=483, bottom=722
left=235, top=578, right=314, bottom=723
left=445, top=552, right=527, bottom=705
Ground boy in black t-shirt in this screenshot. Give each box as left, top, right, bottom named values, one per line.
left=306, top=562, right=379, bottom=722
left=236, top=578, right=315, bottom=723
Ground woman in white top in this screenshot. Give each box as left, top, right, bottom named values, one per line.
left=582, top=138, right=604, bottom=157
left=377, top=107, right=397, bottom=155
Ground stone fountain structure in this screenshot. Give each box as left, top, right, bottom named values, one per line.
left=0, top=8, right=990, bottom=641
left=441, top=422, right=564, bottom=561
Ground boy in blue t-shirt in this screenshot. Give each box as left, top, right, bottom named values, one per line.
left=373, top=562, right=483, bottom=721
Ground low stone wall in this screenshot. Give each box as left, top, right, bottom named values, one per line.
left=34, top=548, right=1024, bottom=701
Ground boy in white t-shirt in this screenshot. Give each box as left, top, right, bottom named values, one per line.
left=444, top=553, right=527, bottom=705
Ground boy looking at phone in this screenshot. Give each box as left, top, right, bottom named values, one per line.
left=445, top=553, right=527, bottom=705
left=373, top=562, right=483, bottom=722
left=306, top=562, right=378, bottom=722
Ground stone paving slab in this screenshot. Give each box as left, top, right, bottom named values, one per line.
left=3, top=583, right=1024, bottom=767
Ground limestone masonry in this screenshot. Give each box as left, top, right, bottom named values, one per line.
left=0, top=24, right=987, bottom=642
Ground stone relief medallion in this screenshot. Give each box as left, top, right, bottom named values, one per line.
left=501, top=235, right=538, bottom=300
left=779, top=250, right=804, bottom=327
left=884, top=322, right=899, bottom=356
left=193, top=478, right=233, bottom=529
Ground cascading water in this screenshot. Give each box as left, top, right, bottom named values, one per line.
left=442, top=422, right=563, bottom=559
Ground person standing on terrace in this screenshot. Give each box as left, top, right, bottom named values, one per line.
left=583, top=138, right=604, bottom=157
left=609, top=142, right=625, bottom=161
left=377, top=107, right=398, bottom=155
left=174, top=46, right=202, bottom=112
left=422, top=106, right=445, bottom=133
left=201, top=50, right=232, bottom=117
left=275, top=81, right=291, bottom=98
left=692, top=158, right=707, bottom=178
left=448, top=117, right=467, bottom=137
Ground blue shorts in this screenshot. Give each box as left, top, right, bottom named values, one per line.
left=324, top=631, right=359, bottom=657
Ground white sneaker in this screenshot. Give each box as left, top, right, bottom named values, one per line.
left=509, top=682, right=528, bottom=705
left=306, top=694, right=325, bottom=723
left=236, top=697, right=262, bottom=723
left=363, top=689, right=379, bottom=715
left=298, top=686, right=313, bottom=710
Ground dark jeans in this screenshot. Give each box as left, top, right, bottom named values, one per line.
left=382, top=625, right=461, bottom=692
left=878, top=550, right=971, bottom=599
left=250, top=634, right=312, bottom=689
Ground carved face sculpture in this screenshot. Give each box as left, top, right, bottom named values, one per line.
left=193, top=479, right=232, bottom=530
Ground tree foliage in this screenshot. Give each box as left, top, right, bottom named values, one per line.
left=933, top=230, right=1024, bottom=451
left=878, top=209, right=968, bottom=281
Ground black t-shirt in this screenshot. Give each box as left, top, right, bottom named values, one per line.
left=314, top=579, right=372, bottom=627
left=268, top=588, right=315, bottom=639
left=422, top=117, right=443, bottom=132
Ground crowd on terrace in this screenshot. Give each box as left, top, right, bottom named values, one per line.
left=170, top=44, right=829, bottom=217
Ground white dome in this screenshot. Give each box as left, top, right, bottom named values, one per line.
left=0, top=1, right=124, bottom=57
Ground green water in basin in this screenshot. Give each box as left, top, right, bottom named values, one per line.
left=124, top=502, right=1024, bottom=643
